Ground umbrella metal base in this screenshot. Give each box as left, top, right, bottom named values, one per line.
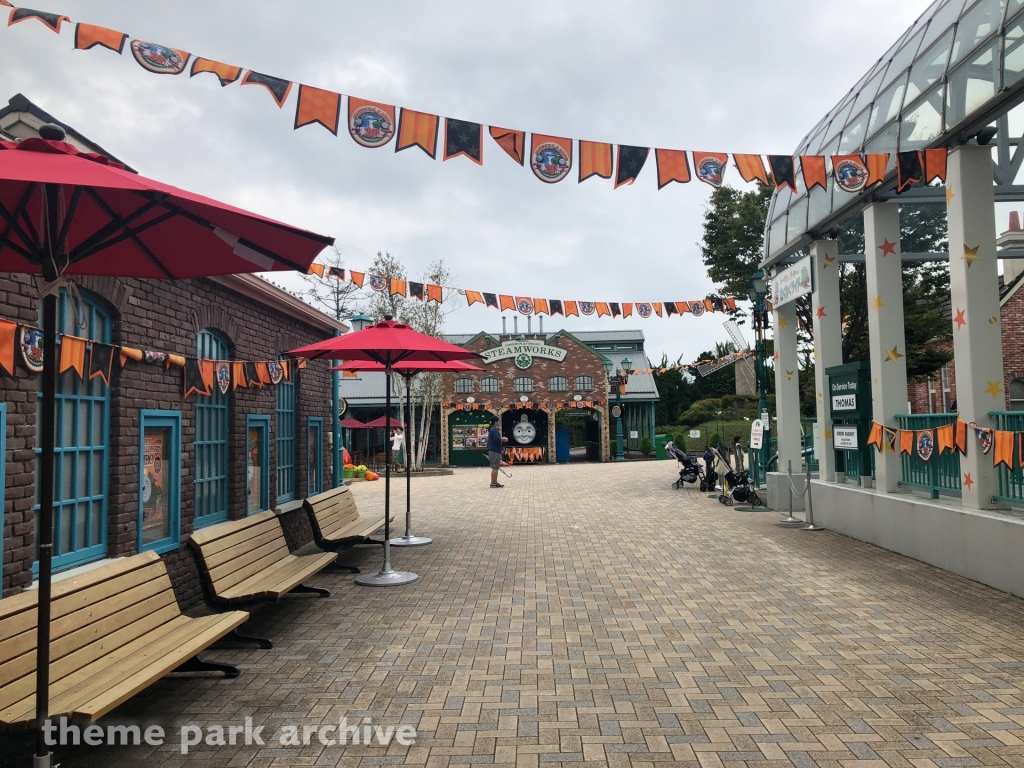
left=391, top=535, right=432, bottom=546
left=801, top=525, right=825, bottom=532
left=355, top=569, right=419, bottom=586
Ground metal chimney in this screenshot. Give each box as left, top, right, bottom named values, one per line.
left=513, top=316, right=518, bottom=334
left=527, top=316, right=532, bottom=333
left=502, top=316, right=507, bottom=335
left=539, top=316, right=543, bottom=335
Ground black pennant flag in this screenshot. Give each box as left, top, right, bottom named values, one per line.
left=896, top=151, right=923, bottom=193
left=88, top=342, right=114, bottom=387
left=444, top=118, right=483, bottom=164
left=241, top=70, right=293, bottom=107
left=183, top=358, right=211, bottom=398
left=610, top=302, right=621, bottom=318
left=245, top=361, right=262, bottom=388
left=665, top=302, right=679, bottom=316
left=549, top=299, right=564, bottom=317
left=483, top=293, right=499, bottom=309
left=768, top=156, right=798, bottom=193
left=615, top=145, right=650, bottom=188
left=409, top=282, right=424, bottom=301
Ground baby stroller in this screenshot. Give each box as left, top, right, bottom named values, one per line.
left=665, top=441, right=706, bottom=490
left=718, top=466, right=763, bottom=507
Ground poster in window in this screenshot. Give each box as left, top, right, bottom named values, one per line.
left=247, top=426, right=264, bottom=513
left=142, top=427, right=170, bottom=544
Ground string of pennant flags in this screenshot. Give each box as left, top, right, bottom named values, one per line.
left=308, top=263, right=738, bottom=319
left=866, top=418, right=1022, bottom=470
left=0, top=317, right=307, bottom=399
left=441, top=400, right=605, bottom=412
left=4, top=5, right=950, bottom=195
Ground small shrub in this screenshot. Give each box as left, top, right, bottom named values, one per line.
left=639, top=436, right=652, bottom=457
left=707, top=432, right=722, bottom=451
left=674, top=433, right=688, bottom=452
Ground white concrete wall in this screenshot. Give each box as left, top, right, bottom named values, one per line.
left=812, top=481, right=1024, bottom=598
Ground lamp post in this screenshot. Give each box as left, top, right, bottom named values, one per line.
left=747, top=270, right=770, bottom=479
left=603, top=357, right=630, bottom=461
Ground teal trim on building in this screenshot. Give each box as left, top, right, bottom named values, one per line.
left=194, top=330, right=230, bottom=528
left=277, top=364, right=297, bottom=504
left=307, top=416, right=323, bottom=495
left=138, top=410, right=181, bottom=555
left=246, top=414, right=270, bottom=514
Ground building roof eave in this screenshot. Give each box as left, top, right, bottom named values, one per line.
left=207, top=274, right=347, bottom=334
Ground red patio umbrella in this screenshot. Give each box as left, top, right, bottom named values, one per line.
left=289, top=318, right=479, bottom=586
left=362, top=415, right=406, bottom=429
left=333, top=359, right=483, bottom=547
left=0, top=125, right=332, bottom=765
left=339, top=417, right=370, bottom=428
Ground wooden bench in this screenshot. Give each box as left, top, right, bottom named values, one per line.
left=0, top=552, right=246, bottom=729
left=188, top=510, right=337, bottom=647
left=303, top=485, right=391, bottom=572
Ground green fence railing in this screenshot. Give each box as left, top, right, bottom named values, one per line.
left=801, top=417, right=819, bottom=472
left=990, top=411, right=1024, bottom=504
left=895, top=413, right=961, bottom=499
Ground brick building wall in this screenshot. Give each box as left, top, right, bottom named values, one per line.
left=439, top=332, right=612, bottom=463
left=1, top=273, right=336, bottom=606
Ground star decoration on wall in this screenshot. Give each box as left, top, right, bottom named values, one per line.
left=882, top=439, right=891, bottom=454
left=774, top=351, right=780, bottom=362
left=823, top=429, right=833, bottom=440
left=820, top=254, right=836, bottom=269
left=872, top=295, right=886, bottom=310
left=963, top=472, right=974, bottom=490
left=813, top=348, right=819, bottom=360
left=985, top=380, right=1003, bottom=398
left=818, top=392, right=823, bottom=401
left=989, top=316, right=998, bottom=325
left=962, top=244, right=982, bottom=267
left=946, top=185, right=955, bottom=205
left=954, top=308, right=966, bottom=330
left=777, top=315, right=789, bottom=329
left=815, top=305, right=827, bottom=318
left=878, top=238, right=898, bottom=257
left=884, top=346, right=904, bottom=364
left=786, top=370, right=794, bottom=381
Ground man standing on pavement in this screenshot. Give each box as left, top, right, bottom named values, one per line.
left=488, top=416, right=508, bottom=488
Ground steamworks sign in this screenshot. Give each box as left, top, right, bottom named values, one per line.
left=481, top=341, right=568, bottom=370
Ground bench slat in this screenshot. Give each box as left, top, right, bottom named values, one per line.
left=218, top=552, right=336, bottom=602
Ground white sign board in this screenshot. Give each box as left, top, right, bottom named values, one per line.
left=689, top=429, right=701, bottom=439
left=770, top=254, right=813, bottom=308
left=834, top=426, right=858, bottom=450
left=629, top=430, right=639, bottom=439
left=480, top=341, right=567, bottom=369
left=750, top=419, right=765, bottom=450
left=831, top=394, right=857, bottom=412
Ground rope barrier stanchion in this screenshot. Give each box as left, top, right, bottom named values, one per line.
left=781, top=460, right=800, bottom=523
left=802, top=463, right=824, bottom=531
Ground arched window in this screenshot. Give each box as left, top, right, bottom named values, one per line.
left=36, top=290, right=112, bottom=570
left=1011, top=379, right=1024, bottom=411
left=195, top=330, right=230, bottom=527
left=481, top=377, right=499, bottom=393
left=574, top=375, right=594, bottom=392
left=514, top=377, right=533, bottom=392
left=277, top=357, right=296, bottom=504
left=549, top=376, right=567, bottom=392
left=455, top=377, right=473, bottom=394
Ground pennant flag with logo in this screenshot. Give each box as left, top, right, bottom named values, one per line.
left=578, top=141, right=612, bottom=183
left=955, top=419, right=968, bottom=455
left=231, top=361, right=247, bottom=390
left=8, top=7, right=69, bottom=33
left=390, top=278, right=407, bottom=297
left=409, top=282, right=424, bottom=301
left=866, top=153, right=889, bottom=185
left=936, top=423, right=954, bottom=454
left=692, top=152, right=728, bottom=188
left=88, top=342, right=114, bottom=386
left=564, top=301, right=579, bottom=317
left=614, top=145, right=649, bottom=188
left=294, top=85, right=342, bottom=134
left=549, top=299, right=564, bottom=316
left=534, top=298, right=549, bottom=315
left=183, top=359, right=211, bottom=398
left=832, top=154, right=870, bottom=193
left=734, top=154, right=768, bottom=185
left=924, top=148, right=947, bottom=184
left=190, top=57, right=241, bottom=86
left=896, top=150, right=923, bottom=193
left=130, top=40, right=190, bottom=75
left=241, top=71, right=293, bottom=107
left=994, top=430, right=1015, bottom=468
left=444, top=118, right=483, bottom=164
left=396, top=108, right=439, bottom=158
left=489, top=126, right=525, bottom=165
left=0, top=319, right=15, bottom=375
left=655, top=149, right=690, bottom=189
left=767, top=156, right=797, bottom=192
left=800, top=155, right=827, bottom=191
left=75, top=23, right=127, bottom=54
left=348, top=96, right=396, bottom=148
left=482, top=292, right=498, bottom=309
left=916, top=429, right=935, bottom=461
left=60, top=335, right=87, bottom=379
left=498, top=295, right=516, bottom=312
left=516, top=297, right=535, bottom=315
left=350, top=271, right=365, bottom=288
left=899, top=429, right=914, bottom=455
left=974, top=424, right=994, bottom=454
left=427, top=284, right=443, bottom=303
left=465, top=291, right=484, bottom=306
left=530, top=134, right=572, bottom=183
left=867, top=422, right=883, bottom=450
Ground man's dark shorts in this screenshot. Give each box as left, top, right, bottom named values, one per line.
left=489, top=451, right=501, bottom=470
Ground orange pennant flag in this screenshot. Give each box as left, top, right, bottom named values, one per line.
left=0, top=319, right=15, bottom=375
left=59, top=335, right=87, bottom=379
left=652, top=303, right=663, bottom=317
left=308, top=262, right=326, bottom=277
left=489, top=126, right=526, bottom=165
left=899, top=429, right=914, bottom=455
left=534, top=298, right=549, bottom=315
left=465, top=291, right=484, bottom=306
left=800, top=155, right=827, bottom=191
left=655, top=149, right=690, bottom=189
left=231, top=361, right=247, bottom=389
left=564, top=301, right=579, bottom=317
left=867, top=422, right=883, bottom=449
left=691, top=152, right=728, bottom=188
left=936, top=423, right=954, bottom=454
left=733, top=154, right=768, bottom=185
left=865, top=153, right=889, bottom=186
left=350, top=271, right=365, bottom=288
left=74, top=23, right=127, bottom=53
left=256, top=361, right=272, bottom=385
left=596, top=302, right=610, bottom=317
left=389, top=278, right=407, bottom=297
left=427, top=284, right=443, bottom=303
left=955, top=419, right=968, bottom=455
left=189, top=57, right=242, bottom=86
left=578, top=140, right=613, bottom=183
left=396, top=108, right=439, bottom=158
left=294, top=84, right=342, bottom=135
left=119, top=345, right=144, bottom=366
left=199, top=359, right=215, bottom=392
left=499, top=295, right=516, bottom=312
left=994, top=430, right=1015, bottom=468
left=348, top=96, right=397, bottom=148
left=622, top=303, right=633, bottom=318
left=924, top=148, right=947, bottom=183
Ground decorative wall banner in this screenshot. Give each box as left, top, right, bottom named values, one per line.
left=769, top=254, right=812, bottom=308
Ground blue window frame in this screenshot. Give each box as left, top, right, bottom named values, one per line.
left=138, top=410, right=181, bottom=555
left=307, top=417, right=323, bottom=495
left=276, top=363, right=296, bottom=504
left=246, top=414, right=270, bottom=514
left=35, top=291, right=111, bottom=573
left=0, top=403, right=6, bottom=578
left=194, top=330, right=229, bottom=527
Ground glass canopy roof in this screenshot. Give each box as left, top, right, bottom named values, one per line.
left=764, top=0, right=1024, bottom=262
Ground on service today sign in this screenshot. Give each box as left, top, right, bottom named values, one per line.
left=481, top=341, right=568, bottom=370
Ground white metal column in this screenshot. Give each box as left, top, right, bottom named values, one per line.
left=864, top=203, right=908, bottom=492
left=810, top=240, right=841, bottom=482
left=773, top=299, right=802, bottom=474
left=947, top=145, right=1004, bottom=509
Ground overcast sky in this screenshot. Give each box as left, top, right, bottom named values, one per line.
left=1, top=0, right=933, bottom=364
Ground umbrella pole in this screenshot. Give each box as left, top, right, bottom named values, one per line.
left=393, top=372, right=431, bottom=546
left=355, top=367, right=417, bottom=586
